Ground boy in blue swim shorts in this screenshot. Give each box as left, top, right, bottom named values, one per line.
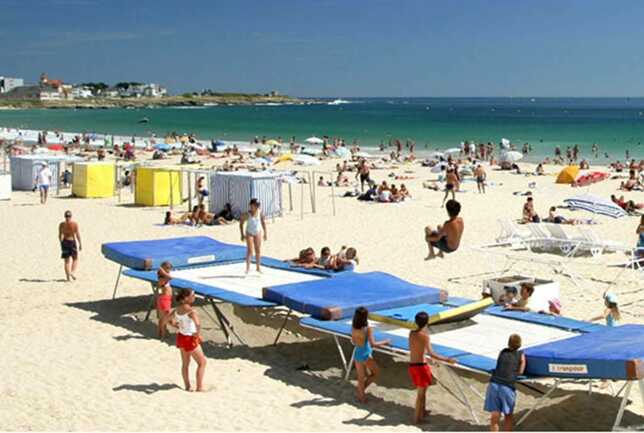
left=484, top=333, right=526, bottom=431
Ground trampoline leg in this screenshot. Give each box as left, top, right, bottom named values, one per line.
left=613, top=382, right=632, bottom=431
left=332, top=335, right=348, bottom=373
left=344, top=348, right=355, bottom=381
left=517, top=379, right=559, bottom=427
left=209, top=300, right=232, bottom=347
left=144, top=283, right=159, bottom=321
left=111, top=265, right=123, bottom=299
left=273, top=309, right=291, bottom=346
left=445, top=366, right=479, bottom=424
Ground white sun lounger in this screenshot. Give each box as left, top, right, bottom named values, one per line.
left=496, top=218, right=533, bottom=247
left=575, top=226, right=631, bottom=257
left=542, top=223, right=586, bottom=257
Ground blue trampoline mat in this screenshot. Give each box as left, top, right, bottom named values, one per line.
left=300, top=316, right=497, bottom=374
left=485, top=306, right=607, bottom=334
left=102, top=236, right=247, bottom=270
left=525, top=324, right=644, bottom=380
left=263, top=272, right=447, bottom=320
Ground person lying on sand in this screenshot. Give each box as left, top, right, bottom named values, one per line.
left=424, top=199, right=464, bottom=260
left=164, top=210, right=195, bottom=225
left=544, top=206, right=591, bottom=225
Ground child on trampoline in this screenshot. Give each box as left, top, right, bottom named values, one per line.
left=160, top=288, right=207, bottom=392
left=408, top=311, right=456, bottom=424
left=157, top=261, right=174, bottom=338
left=351, top=307, right=390, bottom=403
left=240, top=198, right=267, bottom=274
left=484, top=333, right=526, bottom=432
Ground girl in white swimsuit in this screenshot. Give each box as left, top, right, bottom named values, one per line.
left=240, top=198, right=267, bottom=273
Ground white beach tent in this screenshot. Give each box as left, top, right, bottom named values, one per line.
left=0, top=172, right=11, bottom=200
left=444, top=148, right=461, bottom=156
left=294, top=154, right=321, bottom=166
left=10, top=154, right=82, bottom=192
left=563, top=193, right=627, bottom=219
left=305, top=137, right=324, bottom=144
left=209, top=171, right=283, bottom=219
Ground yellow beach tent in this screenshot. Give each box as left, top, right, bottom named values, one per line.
left=135, top=166, right=182, bottom=206
left=555, top=166, right=580, bottom=184
left=72, top=162, right=115, bottom=198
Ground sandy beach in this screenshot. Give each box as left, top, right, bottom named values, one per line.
left=1, top=149, right=643, bottom=431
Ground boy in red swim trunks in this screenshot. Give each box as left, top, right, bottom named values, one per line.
left=408, top=311, right=456, bottom=424
left=157, top=261, right=174, bottom=338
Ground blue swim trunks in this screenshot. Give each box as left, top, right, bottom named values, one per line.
left=484, top=382, right=516, bottom=415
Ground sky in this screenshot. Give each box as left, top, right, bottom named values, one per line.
left=2, top=0, right=644, bottom=97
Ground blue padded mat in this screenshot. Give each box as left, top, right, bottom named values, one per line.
left=102, top=236, right=247, bottom=270
left=484, top=306, right=606, bottom=333
left=263, top=272, right=446, bottom=320
left=300, top=317, right=497, bottom=373
left=525, top=324, right=644, bottom=380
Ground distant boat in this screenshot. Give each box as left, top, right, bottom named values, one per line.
left=138, top=117, right=150, bottom=124
left=328, top=99, right=350, bottom=105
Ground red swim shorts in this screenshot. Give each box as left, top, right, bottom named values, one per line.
left=176, top=333, right=201, bottom=352
left=408, top=363, right=432, bottom=388
left=157, top=294, right=172, bottom=313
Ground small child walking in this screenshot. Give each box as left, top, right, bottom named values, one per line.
left=156, top=261, right=174, bottom=338
left=160, top=289, right=207, bottom=392
left=351, top=307, right=390, bottom=403
left=408, top=311, right=456, bottom=424
left=484, top=334, right=526, bottom=431
left=240, top=198, right=267, bottom=274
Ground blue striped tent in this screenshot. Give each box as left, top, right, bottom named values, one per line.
left=209, top=171, right=283, bottom=218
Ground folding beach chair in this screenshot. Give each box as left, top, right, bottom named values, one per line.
left=543, top=223, right=585, bottom=257
left=576, top=226, right=630, bottom=258
left=495, top=218, right=533, bottom=247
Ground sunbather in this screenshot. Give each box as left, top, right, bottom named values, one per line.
left=522, top=197, right=540, bottom=223
left=425, top=199, right=464, bottom=260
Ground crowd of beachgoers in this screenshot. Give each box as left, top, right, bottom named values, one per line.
left=2, top=125, right=644, bottom=430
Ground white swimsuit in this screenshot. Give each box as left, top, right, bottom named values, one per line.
left=176, top=311, right=197, bottom=336
left=246, top=210, right=262, bottom=236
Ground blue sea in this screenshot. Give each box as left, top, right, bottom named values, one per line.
left=1, top=97, right=643, bottom=161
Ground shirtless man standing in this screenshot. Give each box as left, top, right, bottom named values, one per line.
left=441, top=168, right=459, bottom=207
left=474, top=164, right=487, bottom=194
left=59, top=210, right=82, bottom=281
left=425, top=199, right=464, bottom=260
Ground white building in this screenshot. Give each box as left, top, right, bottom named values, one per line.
left=118, top=83, right=167, bottom=98
left=71, top=86, right=93, bottom=99
left=0, top=77, right=24, bottom=94
left=39, top=88, right=63, bottom=101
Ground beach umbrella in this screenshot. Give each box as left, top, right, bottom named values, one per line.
left=501, top=151, right=523, bottom=162
left=302, top=148, right=322, bottom=156
left=265, top=139, right=280, bottom=146
left=444, top=148, right=461, bottom=155
left=305, top=136, right=324, bottom=144
left=257, top=144, right=271, bottom=154
left=501, top=138, right=511, bottom=149
left=563, top=193, right=626, bottom=219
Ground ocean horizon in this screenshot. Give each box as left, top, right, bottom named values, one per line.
left=2, top=97, right=643, bottom=161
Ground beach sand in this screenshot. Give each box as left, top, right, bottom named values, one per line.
left=1, top=153, right=643, bottom=431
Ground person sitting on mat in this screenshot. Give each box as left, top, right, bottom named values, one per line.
left=327, top=247, right=358, bottom=271
left=424, top=199, right=464, bottom=260
left=157, top=261, right=175, bottom=339
left=160, top=288, right=207, bottom=392
left=351, top=307, right=390, bottom=403
left=287, top=247, right=317, bottom=268
left=409, top=311, right=456, bottom=424
left=240, top=198, right=267, bottom=274
left=484, top=333, right=526, bottom=432
left=504, top=283, right=535, bottom=312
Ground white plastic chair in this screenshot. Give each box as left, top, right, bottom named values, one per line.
left=496, top=218, right=532, bottom=247
left=543, top=223, right=584, bottom=257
